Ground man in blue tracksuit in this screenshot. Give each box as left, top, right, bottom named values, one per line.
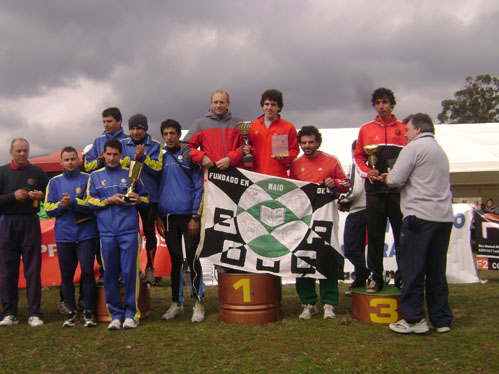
left=156, top=119, right=205, bottom=323
left=45, top=146, right=99, bottom=327
left=84, top=107, right=128, bottom=173
left=121, top=114, right=162, bottom=283
left=87, top=139, right=149, bottom=330
left=84, top=107, right=128, bottom=285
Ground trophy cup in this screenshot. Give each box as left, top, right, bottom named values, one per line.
left=124, top=160, right=143, bottom=203
left=363, top=144, right=379, bottom=170
left=236, top=121, right=254, bottom=170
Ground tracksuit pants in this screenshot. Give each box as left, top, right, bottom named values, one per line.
left=138, top=203, right=158, bottom=268
left=100, top=233, right=141, bottom=321
left=0, top=214, right=42, bottom=319
left=163, top=215, right=202, bottom=303
left=366, top=193, right=403, bottom=284
left=398, top=216, right=453, bottom=327
left=343, top=209, right=369, bottom=287
left=57, top=239, right=97, bottom=312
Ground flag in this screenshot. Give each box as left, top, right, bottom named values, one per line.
left=197, top=167, right=344, bottom=279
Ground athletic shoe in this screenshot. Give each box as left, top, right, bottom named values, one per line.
left=191, top=303, right=205, bottom=323
left=96, top=275, right=104, bottom=287
left=366, top=279, right=382, bottom=293
left=389, top=318, right=429, bottom=334
left=299, top=304, right=318, bottom=320
left=28, top=316, right=44, bottom=327
left=58, top=301, right=72, bottom=315
left=323, top=304, right=336, bottom=319
left=83, top=310, right=97, bottom=327
left=107, top=319, right=122, bottom=330
left=144, top=266, right=155, bottom=284
left=435, top=326, right=451, bottom=333
left=62, top=312, right=78, bottom=328
left=123, top=318, right=139, bottom=329
left=0, top=315, right=19, bottom=326
left=161, top=303, right=184, bottom=320
left=427, top=321, right=451, bottom=333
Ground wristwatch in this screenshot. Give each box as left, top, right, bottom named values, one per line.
left=191, top=215, right=200, bottom=222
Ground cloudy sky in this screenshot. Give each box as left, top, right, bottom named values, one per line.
left=1, top=0, right=498, bottom=164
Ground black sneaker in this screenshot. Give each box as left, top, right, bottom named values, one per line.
left=366, top=279, right=383, bottom=293
left=83, top=310, right=97, bottom=327
left=63, top=311, right=78, bottom=328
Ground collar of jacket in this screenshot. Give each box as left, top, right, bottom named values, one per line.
left=374, top=115, right=399, bottom=127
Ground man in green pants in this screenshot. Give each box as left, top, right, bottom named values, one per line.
left=290, top=126, right=349, bottom=319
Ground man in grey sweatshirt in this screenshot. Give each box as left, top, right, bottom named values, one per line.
left=383, top=113, right=454, bottom=334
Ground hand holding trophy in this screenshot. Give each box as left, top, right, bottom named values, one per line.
left=124, top=160, right=143, bottom=203
left=236, top=121, right=254, bottom=170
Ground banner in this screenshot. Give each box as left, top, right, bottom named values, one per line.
left=475, top=210, right=499, bottom=271
left=197, top=167, right=344, bottom=279
left=12, top=218, right=172, bottom=288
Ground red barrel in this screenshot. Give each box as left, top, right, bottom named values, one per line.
left=351, top=285, right=401, bottom=325
left=94, top=282, right=151, bottom=322
left=218, top=272, right=282, bottom=324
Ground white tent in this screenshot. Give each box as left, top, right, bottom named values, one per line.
left=317, top=123, right=499, bottom=203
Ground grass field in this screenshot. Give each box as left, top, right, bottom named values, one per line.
left=1, top=270, right=498, bottom=374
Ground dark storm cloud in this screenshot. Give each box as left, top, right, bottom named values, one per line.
left=0, top=0, right=498, bottom=164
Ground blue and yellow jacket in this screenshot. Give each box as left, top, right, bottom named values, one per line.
left=84, top=128, right=128, bottom=172
left=44, top=169, right=99, bottom=243
left=86, top=165, right=149, bottom=237
left=120, top=134, right=162, bottom=203
left=157, top=144, right=203, bottom=218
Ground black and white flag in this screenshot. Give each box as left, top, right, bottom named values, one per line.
left=197, top=167, right=344, bottom=279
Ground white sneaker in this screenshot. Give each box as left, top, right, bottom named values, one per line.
left=191, top=303, right=205, bottom=323
left=107, top=319, right=122, bottom=330
left=299, top=304, right=318, bottom=320
left=144, top=266, right=155, bottom=284
left=323, top=304, right=336, bottom=319
left=161, top=303, right=184, bottom=320
left=389, top=318, right=429, bottom=334
left=123, top=318, right=139, bottom=329
left=0, top=315, right=19, bottom=326
left=28, top=316, right=44, bottom=327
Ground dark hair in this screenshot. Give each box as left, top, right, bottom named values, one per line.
left=403, top=113, right=435, bottom=134
left=160, top=119, right=182, bottom=136
left=103, top=139, right=122, bottom=153
left=371, top=87, right=396, bottom=106
left=260, top=89, right=283, bottom=111
left=351, top=140, right=357, bottom=151
left=297, top=125, right=322, bottom=147
left=60, top=146, right=78, bottom=158
left=102, top=107, right=122, bottom=122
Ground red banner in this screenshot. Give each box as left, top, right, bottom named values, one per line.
left=14, top=218, right=172, bottom=288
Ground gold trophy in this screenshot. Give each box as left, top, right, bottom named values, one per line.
left=236, top=121, right=254, bottom=170
left=124, top=160, right=143, bottom=203
left=363, top=144, right=379, bottom=170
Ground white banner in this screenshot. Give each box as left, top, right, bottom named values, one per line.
left=197, top=167, right=345, bottom=279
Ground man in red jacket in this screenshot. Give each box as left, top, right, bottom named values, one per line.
left=354, top=87, right=406, bottom=293
left=184, top=90, right=244, bottom=170
left=290, top=126, right=349, bottom=320
left=246, top=89, right=299, bottom=177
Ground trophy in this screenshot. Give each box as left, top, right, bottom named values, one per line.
left=363, top=144, right=379, bottom=170
left=236, top=121, right=254, bottom=170
left=124, top=160, right=143, bottom=203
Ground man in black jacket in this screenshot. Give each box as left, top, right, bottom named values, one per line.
left=0, top=138, right=48, bottom=327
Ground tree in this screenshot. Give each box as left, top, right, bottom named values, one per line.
left=438, top=74, right=499, bottom=123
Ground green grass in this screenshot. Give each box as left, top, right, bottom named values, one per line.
left=1, top=271, right=498, bottom=374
